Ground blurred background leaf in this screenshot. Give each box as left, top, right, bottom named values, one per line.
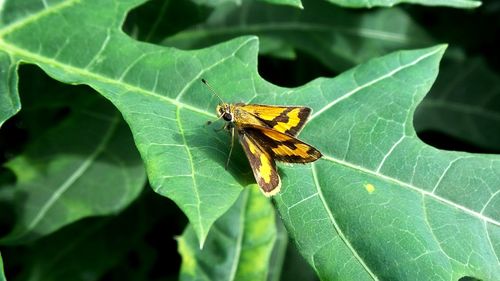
left=178, top=188, right=277, bottom=281
left=415, top=58, right=500, bottom=151
left=323, top=0, right=480, bottom=8
left=131, top=0, right=433, bottom=72
left=0, top=251, right=5, bottom=281
left=1, top=83, right=146, bottom=244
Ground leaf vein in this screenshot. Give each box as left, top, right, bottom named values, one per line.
left=312, top=163, right=379, bottom=280
left=309, top=47, right=444, bottom=121
left=322, top=155, right=500, bottom=227
left=27, top=113, right=120, bottom=230
left=175, top=106, right=204, bottom=240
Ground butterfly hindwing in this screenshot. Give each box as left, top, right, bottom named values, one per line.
left=238, top=131, right=281, bottom=196
left=243, top=126, right=322, bottom=163
left=237, top=104, right=311, bottom=136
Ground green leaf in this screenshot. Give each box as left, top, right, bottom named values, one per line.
left=0, top=51, right=19, bottom=127
left=162, top=1, right=433, bottom=72
left=1, top=97, right=145, bottom=244
left=0, top=251, right=5, bottom=281
left=1, top=6, right=497, bottom=277
left=324, top=0, right=481, bottom=8
left=0, top=0, right=254, bottom=247
left=194, top=0, right=303, bottom=9
left=178, top=187, right=277, bottom=281
left=2, top=192, right=154, bottom=281
left=259, top=0, right=304, bottom=9
left=267, top=219, right=288, bottom=281
left=415, top=58, right=500, bottom=150
left=271, top=45, right=500, bottom=280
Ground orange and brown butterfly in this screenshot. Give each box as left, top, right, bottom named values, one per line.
left=201, top=79, right=322, bottom=196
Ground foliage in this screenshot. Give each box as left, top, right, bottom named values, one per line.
left=0, top=0, right=499, bottom=280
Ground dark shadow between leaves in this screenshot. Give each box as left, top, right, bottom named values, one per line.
left=458, top=276, right=482, bottom=281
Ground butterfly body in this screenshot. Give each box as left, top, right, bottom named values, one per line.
left=216, top=102, right=322, bottom=196
left=202, top=79, right=321, bottom=196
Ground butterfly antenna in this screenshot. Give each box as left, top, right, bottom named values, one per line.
left=201, top=79, right=225, bottom=104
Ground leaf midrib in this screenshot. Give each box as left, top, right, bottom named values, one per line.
left=166, top=22, right=415, bottom=45
left=312, top=163, right=379, bottom=280
left=321, top=154, right=500, bottom=227
left=309, top=45, right=444, bottom=121
left=0, top=0, right=80, bottom=38
left=0, top=38, right=214, bottom=118
left=28, top=114, right=120, bottom=230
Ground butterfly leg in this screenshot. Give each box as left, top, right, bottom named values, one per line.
left=225, top=125, right=235, bottom=170
left=213, top=124, right=227, bottom=132
left=206, top=118, right=227, bottom=132
left=206, top=113, right=224, bottom=126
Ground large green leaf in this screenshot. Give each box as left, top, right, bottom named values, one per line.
left=1, top=7, right=497, bottom=280
left=271, top=46, right=500, bottom=280
left=178, top=188, right=277, bottom=281
left=1, top=96, right=145, bottom=244
left=0, top=0, right=253, bottom=246
left=415, top=58, right=500, bottom=150
left=162, top=0, right=433, bottom=72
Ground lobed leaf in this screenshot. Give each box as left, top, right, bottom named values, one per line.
left=0, top=0, right=248, bottom=246
left=178, top=188, right=277, bottom=281
left=1, top=5, right=498, bottom=281
left=272, top=46, right=500, bottom=280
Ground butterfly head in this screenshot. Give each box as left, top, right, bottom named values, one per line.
left=216, top=104, right=234, bottom=122
left=201, top=79, right=234, bottom=122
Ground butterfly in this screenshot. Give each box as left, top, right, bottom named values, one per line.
left=202, top=79, right=322, bottom=196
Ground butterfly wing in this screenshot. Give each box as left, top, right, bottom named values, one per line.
left=238, top=130, right=281, bottom=196
left=237, top=104, right=311, bottom=136
left=243, top=125, right=322, bottom=163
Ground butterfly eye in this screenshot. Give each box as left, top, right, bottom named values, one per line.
left=223, top=112, right=233, bottom=121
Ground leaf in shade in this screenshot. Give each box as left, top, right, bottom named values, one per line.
left=324, top=0, right=480, bottom=8
left=1, top=192, right=154, bottom=281
left=415, top=58, right=500, bottom=151
left=0, top=251, right=5, bottom=281
left=1, top=98, right=145, bottom=244
left=178, top=188, right=277, bottom=281
left=259, top=0, right=304, bottom=9
left=162, top=0, right=433, bottom=72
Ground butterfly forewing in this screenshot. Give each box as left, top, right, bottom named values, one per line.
left=237, top=104, right=311, bottom=136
